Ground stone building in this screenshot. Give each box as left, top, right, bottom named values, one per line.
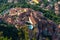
left=54, top=2, right=60, bottom=15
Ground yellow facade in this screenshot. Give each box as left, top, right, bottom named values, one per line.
left=32, top=0, right=39, bottom=4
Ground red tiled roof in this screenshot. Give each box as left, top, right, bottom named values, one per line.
left=29, top=14, right=37, bottom=25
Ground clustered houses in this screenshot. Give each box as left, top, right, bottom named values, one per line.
left=5, top=8, right=38, bottom=29
left=4, top=8, right=43, bottom=29
left=3, top=14, right=15, bottom=24
left=1, top=8, right=58, bottom=40
left=9, top=8, right=28, bottom=16
left=8, top=0, right=18, bottom=3
left=54, top=1, right=60, bottom=15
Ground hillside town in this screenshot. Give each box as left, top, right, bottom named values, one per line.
left=0, top=7, right=59, bottom=40
left=0, top=0, right=60, bottom=40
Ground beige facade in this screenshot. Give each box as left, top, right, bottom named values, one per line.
left=54, top=2, right=60, bottom=15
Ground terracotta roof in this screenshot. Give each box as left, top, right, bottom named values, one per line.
left=7, top=18, right=12, bottom=23
left=1, top=7, right=58, bottom=34
left=29, top=14, right=37, bottom=25
left=9, top=8, right=30, bottom=16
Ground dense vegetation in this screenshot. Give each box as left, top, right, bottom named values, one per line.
left=0, top=19, right=37, bottom=40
